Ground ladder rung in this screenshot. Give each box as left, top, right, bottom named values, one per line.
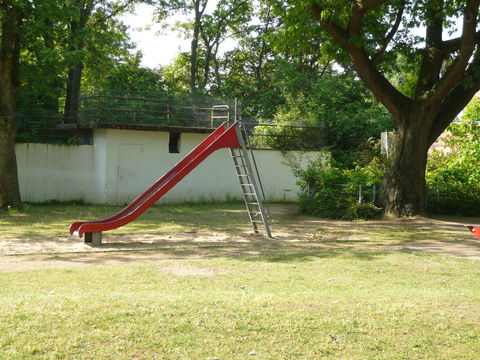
left=246, top=202, right=259, bottom=205
left=243, top=193, right=257, bottom=196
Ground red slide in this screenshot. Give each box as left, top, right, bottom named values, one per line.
left=467, top=226, right=480, bottom=239
left=69, top=122, right=240, bottom=238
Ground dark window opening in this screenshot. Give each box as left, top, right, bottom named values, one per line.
left=169, top=132, right=181, bottom=153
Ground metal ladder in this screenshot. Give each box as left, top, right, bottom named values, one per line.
left=231, top=124, right=272, bottom=238
left=210, top=106, right=272, bottom=238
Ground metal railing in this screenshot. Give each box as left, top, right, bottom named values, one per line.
left=78, top=94, right=235, bottom=128
left=16, top=95, right=326, bottom=149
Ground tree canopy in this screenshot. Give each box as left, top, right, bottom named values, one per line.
left=284, top=0, right=480, bottom=216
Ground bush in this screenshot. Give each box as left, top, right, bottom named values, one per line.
left=426, top=109, right=480, bottom=216
left=426, top=169, right=480, bottom=216
left=295, top=160, right=383, bottom=220
left=297, top=164, right=349, bottom=218
left=343, top=202, right=382, bottom=221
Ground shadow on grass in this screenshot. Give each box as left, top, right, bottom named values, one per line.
left=28, top=240, right=389, bottom=270
left=234, top=248, right=383, bottom=263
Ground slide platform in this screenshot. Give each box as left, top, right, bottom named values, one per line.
left=69, top=122, right=241, bottom=239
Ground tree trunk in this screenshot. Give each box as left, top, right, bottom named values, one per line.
left=65, top=62, right=84, bottom=118
left=380, top=111, right=432, bottom=216
left=0, top=112, right=21, bottom=209
left=189, top=0, right=207, bottom=93
left=64, top=3, right=92, bottom=118
left=190, top=21, right=200, bottom=93
left=0, top=1, right=22, bottom=209
left=42, top=18, right=61, bottom=113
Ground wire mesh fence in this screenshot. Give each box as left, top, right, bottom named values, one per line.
left=16, top=113, right=78, bottom=144
left=15, top=94, right=325, bottom=149
left=305, top=183, right=380, bottom=205
left=78, top=94, right=237, bottom=128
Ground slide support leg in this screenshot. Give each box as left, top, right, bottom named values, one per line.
left=84, top=232, right=103, bottom=246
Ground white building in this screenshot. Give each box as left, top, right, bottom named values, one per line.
left=16, top=126, right=326, bottom=205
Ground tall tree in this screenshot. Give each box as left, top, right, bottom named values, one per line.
left=64, top=0, right=95, bottom=118
left=64, top=0, right=139, bottom=118
left=0, top=0, right=23, bottom=208
left=158, top=0, right=251, bottom=93
left=292, top=0, right=480, bottom=216
left=198, top=0, right=250, bottom=90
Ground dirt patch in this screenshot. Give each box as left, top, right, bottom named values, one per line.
left=380, top=240, right=480, bottom=260
left=1, top=204, right=480, bottom=272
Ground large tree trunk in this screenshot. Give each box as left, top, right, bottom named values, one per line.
left=64, top=2, right=92, bottom=118
left=189, top=0, right=207, bottom=93
left=0, top=112, right=21, bottom=209
left=0, top=1, right=22, bottom=209
left=65, top=62, right=84, bottom=118
left=380, top=111, right=432, bottom=216
left=190, top=26, right=199, bottom=93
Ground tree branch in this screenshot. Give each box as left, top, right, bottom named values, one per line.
left=439, top=31, right=480, bottom=54
left=429, top=52, right=480, bottom=145
left=311, top=3, right=411, bottom=124
left=414, top=0, right=445, bottom=97
left=372, top=0, right=405, bottom=65
left=93, top=0, right=137, bottom=26
left=199, top=0, right=208, bottom=17
left=361, top=0, right=390, bottom=10
left=428, top=0, right=480, bottom=103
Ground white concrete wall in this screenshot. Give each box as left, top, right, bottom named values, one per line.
left=16, top=143, right=95, bottom=203
left=16, top=129, right=326, bottom=205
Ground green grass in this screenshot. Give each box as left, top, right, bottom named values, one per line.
left=0, top=202, right=252, bottom=238
left=1, top=203, right=479, bottom=358
left=1, top=251, right=479, bottom=359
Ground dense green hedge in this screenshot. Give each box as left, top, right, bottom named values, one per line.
left=294, top=161, right=382, bottom=221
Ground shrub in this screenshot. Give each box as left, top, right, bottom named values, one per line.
left=342, top=202, right=382, bottom=221
left=295, top=159, right=383, bottom=220
left=426, top=108, right=480, bottom=216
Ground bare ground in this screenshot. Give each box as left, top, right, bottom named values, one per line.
left=1, top=204, right=479, bottom=272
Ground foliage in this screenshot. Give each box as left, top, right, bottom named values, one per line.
left=251, top=71, right=394, bottom=162
left=16, top=0, right=142, bottom=110
left=343, top=202, right=382, bottom=221
left=426, top=99, right=480, bottom=216
left=250, top=96, right=325, bottom=150
left=294, top=159, right=382, bottom=220
left=155, top=0, right=252, bottom=93
left=276, top=0, right=480, bottom=216
left=84, top=56, right=166, bottom=96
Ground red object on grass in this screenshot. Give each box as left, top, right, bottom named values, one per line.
left=467, top=226, right=480, bottom=239
left=69, top=122, right=241, bottom=238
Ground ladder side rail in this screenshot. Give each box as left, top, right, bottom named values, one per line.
left=233, top=125, right=272, bottom=237
left=239, top=123, right=270, bottom=216
left=230, top=148, right=259, bottom=233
